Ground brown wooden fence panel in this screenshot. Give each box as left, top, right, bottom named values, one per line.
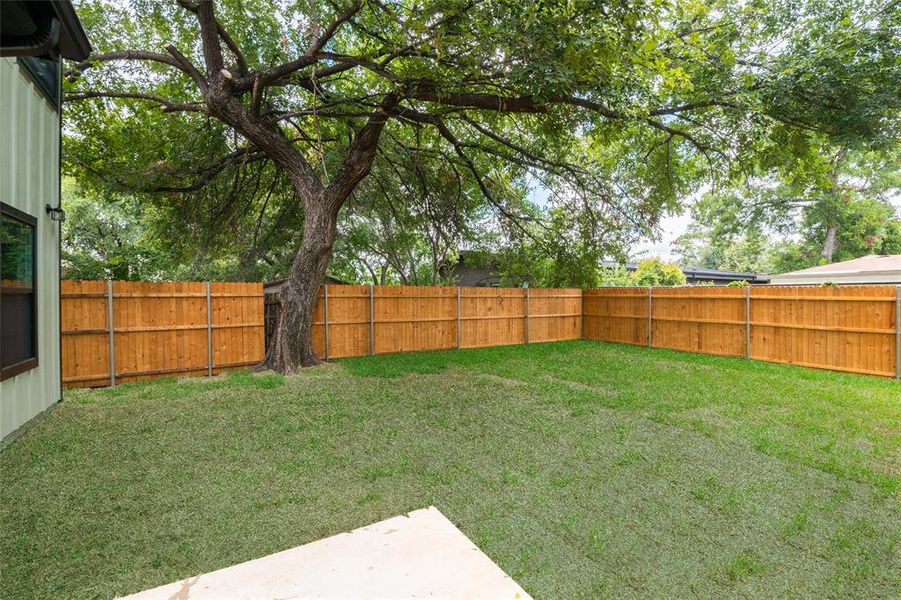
left=652, top=287, right=747, bottom=357
left=62, top=280, right=264, bottom=388
left=210, top=282, right=265, bottom=372
left=750, top=285, right=896, bottom=377
left=306, top=285, right=581, bottom=357
left=60, top=280, right=109, bottom=388
left=582, top=288, right=649, bottom=346
left=320, top=285, right=370, bottom=359
left=113, top=281, right=207, bottom=383
left=460, top=287, right=526, bottom=349
left=65, top=282, right=899, bottom=384
left=528, top=288, right=582, bottom=343
left=374, top=286, right=457, bottom=354
left=583, top=285, right=899, bottom=378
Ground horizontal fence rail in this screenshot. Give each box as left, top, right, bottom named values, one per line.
left=583, top=285, right=900, bottom=379
left=65, top=282, right=898, bottom=387
left=61, top=280, right=264, bottom=388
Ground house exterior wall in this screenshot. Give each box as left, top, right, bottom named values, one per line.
left=1, top=58, right=62, bottom=443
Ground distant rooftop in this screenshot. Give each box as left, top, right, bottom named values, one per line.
left=602, top=262, right=768, bottom=284
left=769, top=255, right=901, bottom=285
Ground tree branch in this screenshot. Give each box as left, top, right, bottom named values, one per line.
left=255, top=2, right=364, bottom=87
left=64, top=91, right=207, bottom=113
left=65, top=51, right=185, bottom=81
left=195, top=0, right=225, bottom=78
left=164, top=44, right=208, bottom=91
left=175, top=0, right=249, bottom=76
left=325, top=94, right=399, bottom=206
left=308, top=1, right=364, bottom=56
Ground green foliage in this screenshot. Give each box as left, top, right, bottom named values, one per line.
left=61, top=0, right=901, bottom=284
left=676, top=225, right=773, bottom=274
left=677, top=146, right=901, bottom=274
left=726, top=280, right=750, bottom=288
left=329, top=153, right=490, bottom=285
left=631, top=258, right=687, bottom=286
left=598, top=267, right=634, bottom=287
left=61, top=181, right=175, bottom=280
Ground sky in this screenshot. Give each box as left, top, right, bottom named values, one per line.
left=632, top=210, right=691, bottom=262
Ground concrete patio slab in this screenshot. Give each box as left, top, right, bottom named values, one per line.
left=119, top=506, right=531, bottom=599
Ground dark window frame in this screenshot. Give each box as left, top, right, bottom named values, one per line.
left=1, top=202, right=38, bottom=381
left=16, top=55, right=60, bottom=109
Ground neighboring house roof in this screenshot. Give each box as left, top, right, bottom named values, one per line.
left=0, top=0, right=92, bottom=61
left=602, top=262, right=768, bottom=284
left=768, top=255, right=901, bottom=285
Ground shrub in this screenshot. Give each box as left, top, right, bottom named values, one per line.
left=631, top=258, right=687, bottom=286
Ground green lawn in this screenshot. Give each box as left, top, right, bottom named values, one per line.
left=2, top=341, right=899, bottom=598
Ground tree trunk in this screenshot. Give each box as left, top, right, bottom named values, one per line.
left=263, top=202, right=339, bottom=372
left=821, top=223, right=838, bottom=261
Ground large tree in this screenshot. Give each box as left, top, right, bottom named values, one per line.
left=65, top=0, right=899, bottom=371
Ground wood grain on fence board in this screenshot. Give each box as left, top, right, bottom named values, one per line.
left=749, top=285, right=895, bottom=377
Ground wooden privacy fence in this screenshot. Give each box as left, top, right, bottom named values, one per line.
left=62, top=282, right=899, bottom=387
left=583, top=285, right=901, bottom=379
left=61, top=281, right=264, bottom=388
left=297, top=285, right=583, bottom=359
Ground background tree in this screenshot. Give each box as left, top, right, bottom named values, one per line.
left=65, top=0, right=900, bottom=371
left=329, top=146, right=489, bottom=284
left=676, top=146, right=901, bottom=273
left=60, top=183, right=175, bottom=280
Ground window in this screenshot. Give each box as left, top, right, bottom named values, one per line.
left=1, top=203, right=37, bottom=380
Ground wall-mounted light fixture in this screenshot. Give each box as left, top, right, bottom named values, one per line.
left=45, top=204, right=66, bottom=222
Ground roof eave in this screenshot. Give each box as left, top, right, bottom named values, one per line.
left=50, top=0, right=91, bottom=61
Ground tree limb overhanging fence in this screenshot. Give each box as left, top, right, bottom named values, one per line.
left=63, top=281, right=899, bottom=388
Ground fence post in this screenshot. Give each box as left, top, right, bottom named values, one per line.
left=647, top=286, right=653, bottom=349
left=896, top=285, right=900, bottom=381
left=206, top=281, right=213, bottom=377
left=745, top=286, right=751, bottom=359
left=580, top=289, right=585, bottom=340
left=323, top=284, right=329, bottom=361
left=107, top=279, right=115, bottom=386
left=369, top=284, right=375, bottom=356
left=456, top=286, right=462, bottom=350
left=525, top=286, right=530, bottom=344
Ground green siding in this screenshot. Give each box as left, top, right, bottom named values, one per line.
left=1, top=58, right=62, bottom=443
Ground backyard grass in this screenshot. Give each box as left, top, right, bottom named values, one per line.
left=1, top=340, right=899, bottom=598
